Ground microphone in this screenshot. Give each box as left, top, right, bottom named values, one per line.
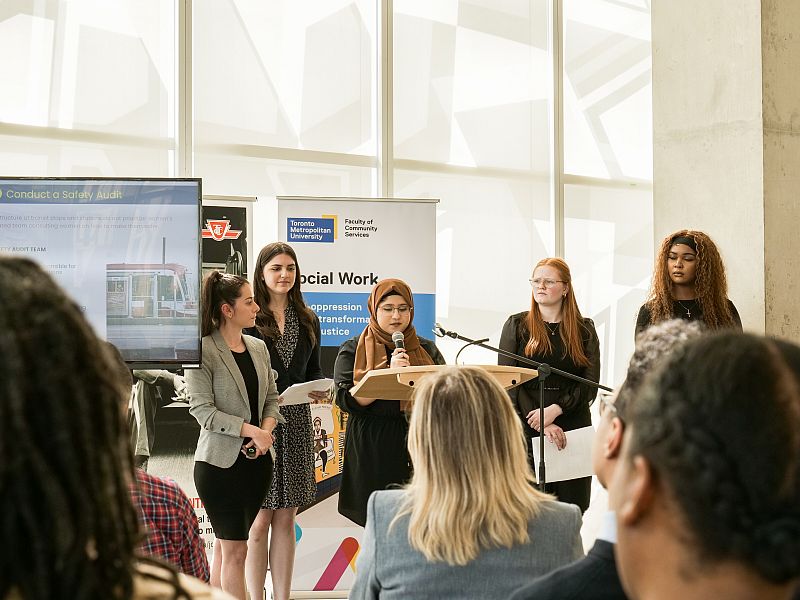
left=391, top=331, right=405, bottom=350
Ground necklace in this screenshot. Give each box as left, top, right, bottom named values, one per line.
left=676, top=299, right=694, bottom=318
left=544, top=322, right=559, bottom=336
left=228, top=337, right=246, bottom=352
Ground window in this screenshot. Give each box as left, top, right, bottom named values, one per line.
left=0, top=0, right=652, bottom=383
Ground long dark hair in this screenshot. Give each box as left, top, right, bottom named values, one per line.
left=200, top=270, right=249, bottom=336
left=0, top=257, right=139, bottom=599
left=627, top=331, right=800, bottom=583
left=252, top=242, right=316, bottom=346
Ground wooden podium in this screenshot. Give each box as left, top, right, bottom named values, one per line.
left=349, top=365, right=538, bottom=401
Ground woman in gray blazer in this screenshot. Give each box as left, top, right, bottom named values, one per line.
left=187, top=271, right=283, bottom=600
left=349, top=366, right=583, bottom=599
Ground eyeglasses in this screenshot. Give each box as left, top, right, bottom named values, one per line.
left=598, top=393, right=618, bottom=419
left=529, top=278, right=565, bottom=288
left=378, top=305, right=410, bottom=314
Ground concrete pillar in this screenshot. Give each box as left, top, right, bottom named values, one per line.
left=651, top=0, right=800, bottom=340
left=762, top=0, right=800, bottom=340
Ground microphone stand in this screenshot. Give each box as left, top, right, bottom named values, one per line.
left=434, top=324, right=613, bottom=490
left=455, top=337, right=490, bottom=364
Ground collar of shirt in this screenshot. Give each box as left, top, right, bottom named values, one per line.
left=597, top=510, right=617, bottom=544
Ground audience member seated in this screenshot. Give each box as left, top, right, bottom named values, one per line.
left=349, top=366, right=584, bottom=599
left=510, top=319, right=703, bottom=600
left=610, top=331, right=800, bottom=600
left=0, top=256, right=230, bottom=600
left=105, top=342, right=211, bottom=583
left=132, top=468, right=211, bottom=582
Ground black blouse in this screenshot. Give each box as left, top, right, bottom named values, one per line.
left=231, top=347, right=259, bottom=426
left=635, top=299, right=742, bottom=337
left=499, top=312, right=601, bottom=434
left=334, top=336, right=446, bottom=419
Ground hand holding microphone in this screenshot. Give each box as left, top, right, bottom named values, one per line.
left=390, top=331, right=410, bottom=368
left=241, top=427, right=275, bottom=459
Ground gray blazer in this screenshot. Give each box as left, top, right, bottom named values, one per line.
left=187, top=329, right=283, bottom=468
left=349, top=490, right=583, bottom=600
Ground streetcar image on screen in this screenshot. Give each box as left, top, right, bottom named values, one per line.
left=106, top=262, right=199, bottom=362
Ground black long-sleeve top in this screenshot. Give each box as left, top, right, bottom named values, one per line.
left=635, top=299, right=742, bottom=338
left=499, top=312, right=601, bottom=436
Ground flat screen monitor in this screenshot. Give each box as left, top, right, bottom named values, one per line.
left=0, top=177, right=202, bottom=368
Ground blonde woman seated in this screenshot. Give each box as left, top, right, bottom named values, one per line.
left=349, top=367, right=583, bottom=599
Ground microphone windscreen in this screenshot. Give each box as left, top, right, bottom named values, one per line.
left=391, top=331, right=405, bottom=350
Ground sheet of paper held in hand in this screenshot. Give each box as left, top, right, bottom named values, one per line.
left=531, top=425, right=595, bottom=483
left=279, top=378, right=334, bottom=406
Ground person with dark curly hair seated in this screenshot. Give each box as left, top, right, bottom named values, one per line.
left=511, top=319, right=704, bottom=600
left=0, top=256, right=229, bottom=600
left=610, top=331, right=800, bottom=600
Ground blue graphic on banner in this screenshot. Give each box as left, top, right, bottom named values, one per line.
left=287, top=217, right=334, bottom=243
left=303, top=291, right=436, bottom=347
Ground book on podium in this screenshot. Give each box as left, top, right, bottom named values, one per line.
left=349, top=364, right=538, bottom=401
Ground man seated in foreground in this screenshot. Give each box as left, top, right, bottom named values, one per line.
left=611, top=331, right=800, bottom=600
left=511, top=319, right=703, bottom=600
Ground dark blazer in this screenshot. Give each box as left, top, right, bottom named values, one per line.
left=187, top=330, right=282, bottom=468
left=246, top=312, right=324, bottom=394
left=509, top=539, right=627, bottom=600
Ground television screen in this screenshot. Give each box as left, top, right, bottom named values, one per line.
left=0, top=177, right=202, bottom=368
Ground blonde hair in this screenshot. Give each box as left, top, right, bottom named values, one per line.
left=394, top=367, right=552, bottom=566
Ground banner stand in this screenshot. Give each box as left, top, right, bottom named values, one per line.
left=277, top=196, right=438, bottom=594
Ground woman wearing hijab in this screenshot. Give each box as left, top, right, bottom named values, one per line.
left=334, top=278, right=446, bottom=526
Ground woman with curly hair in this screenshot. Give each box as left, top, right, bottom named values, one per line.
left=635, top=229, right=742, bottom=336
left=610, top=331, right=800, bottom=599
left=0, top=256, right=226, bottom=600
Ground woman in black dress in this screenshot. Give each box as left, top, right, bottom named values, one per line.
left=499, top=257, right=600, bottom=513
left=187, top=272, right=282, bottom=600
left=244, top=242, right=327, bottom=600
left=334, top=278, right=445, bottom=526
left=636, top=229, right=742, bottom=336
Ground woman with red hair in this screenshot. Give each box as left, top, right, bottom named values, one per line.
left=499, top=258, right=600, bottom=512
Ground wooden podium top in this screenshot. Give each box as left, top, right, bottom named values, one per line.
left=349, top=364, right=538, bottom=401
